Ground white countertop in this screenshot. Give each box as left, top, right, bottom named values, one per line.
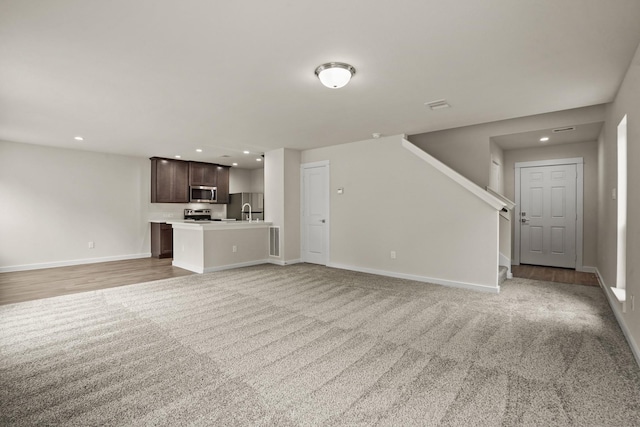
left=167, top=219, right=272, bottom=230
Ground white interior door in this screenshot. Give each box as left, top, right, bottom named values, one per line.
left=520, top=164, right=577, bottom=268
left=301, top=163, right=329, bottom=265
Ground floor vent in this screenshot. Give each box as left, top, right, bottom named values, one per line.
left=269, top=226, right=280, bottom=257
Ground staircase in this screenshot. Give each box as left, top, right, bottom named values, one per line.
left=499, top=265, right=509, bottom=286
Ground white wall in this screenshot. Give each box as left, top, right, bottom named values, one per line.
left=264, top=148, right=300, bottom=264
left=503, top=140, right=599, bottom=268
left=597, top=41, right=640, bottom=363
left=489, top=140, right=505, bottom=194
left=229, top=168, right=252, bottom=193
left=499, top=214, right=511, bottom=265
left=408, top=105, right=605, bottom=188
left=301, top=135, right=500, bottom=291
left=203, top=228, right=269, bottom=271
left=0, top=141, right=151, bottom=270
left=251, top=168, right=264, bottom=193
left=228, top=167, right=264, bottom=195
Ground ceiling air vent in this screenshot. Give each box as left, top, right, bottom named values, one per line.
left=220, top=155, right=231, bottom=158
left=425, top=99, right=451, bottom=110
left=552, top=126, right=575, bottom=133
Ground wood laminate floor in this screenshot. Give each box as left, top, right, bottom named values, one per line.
left=0, top=258, right=194, bottom=306
left=1, top=259, right=601, bottom=306
left=511, top=264, right=600, bottom=287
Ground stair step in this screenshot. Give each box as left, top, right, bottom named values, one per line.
left=499, top=265, right=509, bottom=286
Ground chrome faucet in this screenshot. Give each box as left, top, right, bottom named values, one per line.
left=242, top=203, right=252, bottom=222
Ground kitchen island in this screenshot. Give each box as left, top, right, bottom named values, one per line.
left=167, top=220, right=272, bottom=273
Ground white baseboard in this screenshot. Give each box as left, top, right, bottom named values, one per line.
left=268, top=258, right=302, bottom=266
left=175, top=258, right=302, bottom=273
left=172, top=260, right=205, bottom=274
left=596, top=268, right=640, bottom=368
left=203, top=259, right=270, bottom=273
left=327, top=262, right=500, bottom=294
left=577, top=265, right=597, bottom=273
left=0, top=253, right=152, bottom=273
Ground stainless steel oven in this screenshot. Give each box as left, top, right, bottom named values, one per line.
left=190, top=186, right=217, bottom=203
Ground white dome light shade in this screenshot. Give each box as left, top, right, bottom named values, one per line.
left=315, top=62, right=356, bottom=89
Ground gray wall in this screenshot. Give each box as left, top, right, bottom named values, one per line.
left=0, top=141, right=151, bottom=270
left=408, top=105, right=605, bottom=189
left=597, top=41, right=640, bottom=358
left=301, top=135, right=500, bottom=290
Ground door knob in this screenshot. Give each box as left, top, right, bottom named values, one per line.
left=321, top=219, right=326, bottom=223
left=521, top=218, right=529, bottom=223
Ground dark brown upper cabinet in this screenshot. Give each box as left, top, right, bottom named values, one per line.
left=151, top=157, right=230, bottom=204
left=215, top=165, right=230, bottom=204
left=189, top=161, right=217, bottom=186
left=150, top=157, right=189, bottom=203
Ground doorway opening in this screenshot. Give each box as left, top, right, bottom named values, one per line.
left=514, top=157, right=584, bottom=270
left=300, top=161, right=330, bottom=265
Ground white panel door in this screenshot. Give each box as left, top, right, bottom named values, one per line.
left=520, top=164, right=577, bottom=268
left=302, top=164, right=328, bottom=265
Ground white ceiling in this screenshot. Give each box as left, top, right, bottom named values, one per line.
left=1, top=1, right=639, bottom=169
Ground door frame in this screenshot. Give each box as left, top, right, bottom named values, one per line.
left=300, top=160, right=330, bottom=265
left=514, top=157, right=584, bottom=270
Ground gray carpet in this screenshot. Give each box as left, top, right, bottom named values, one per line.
left=1, top=263, right=640, bottom=426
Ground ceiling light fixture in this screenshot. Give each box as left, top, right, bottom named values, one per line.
left=315, top=62, right=356, bottom=89
left=243, top=150, right=250, bottom=154
left=256, top=158, right=262, bottom=162
left=196, top=148, right=203, bottom=152
left=175, top=155, right=181, bottom=159
left=540, top=137, right=549, bottom=142
left=74, top=136, right=84, bottom=141
left=232, top=163, right=238, bottom=166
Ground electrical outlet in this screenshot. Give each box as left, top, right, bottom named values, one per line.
left=88, top=241, right=95, bottom=249
left=390, top=251, right=396, bottom=259
left=232, top=245, right=237, bottom=253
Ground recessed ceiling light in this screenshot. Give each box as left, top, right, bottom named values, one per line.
left=372, top=133, right=382, bottom=139
left=175, top=155, right=181, bottom=159
left=243, top=150, right=250, bottom=154
left=74, top=136, right=84, bottom=141
left=540, top=137, right=550, bottom=142
left=196, top=148, right=202, bottom=152
left=256, top=158, right=262, bottom=162
left=232, top=162, right=238, bottom=166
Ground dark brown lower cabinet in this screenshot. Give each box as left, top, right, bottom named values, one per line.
left=151, top=223, right=173, bottom=258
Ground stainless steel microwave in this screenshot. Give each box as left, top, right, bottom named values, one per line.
left=190, top=186, right=217, bottom=203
